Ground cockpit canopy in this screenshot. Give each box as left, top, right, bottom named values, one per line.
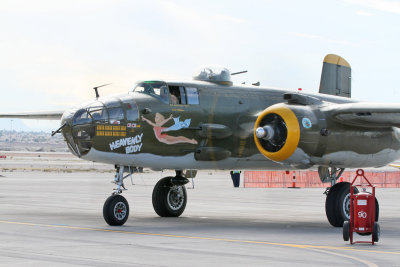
left=132, top=81, right=169, bottom=104
left=72, top=96, right=139, bottom=126
left=193, top=65, right=232, bottom=85
left=132, top=81, right=200, bottom=105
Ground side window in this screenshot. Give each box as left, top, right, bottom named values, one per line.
left=168, top=85, right=189, bottom=105
left=126, top=104, right=138, bottom=121
left=104, top=98, right=124, bottom=124
left=186, top=87, right=199, bottom=104
left=121, top=100, right=139, bottom=121
left=179, top=86, right=187, bottom=104
left=168, top=86, right=181, bottom=104
left=108, top=107, right=124, bottom=123
left=159, top=85, right=169, bottom=104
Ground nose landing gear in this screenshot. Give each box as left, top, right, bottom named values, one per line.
left=103, top=165, right=134, bottom=226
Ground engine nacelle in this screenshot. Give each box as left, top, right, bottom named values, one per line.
left=254, top=103, right=320, bottom=166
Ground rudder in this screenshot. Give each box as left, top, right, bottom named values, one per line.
left=319, top=54, right=351, bottom=98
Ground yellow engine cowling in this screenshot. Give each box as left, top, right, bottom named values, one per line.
left=253, top=103, right=318, bottom=164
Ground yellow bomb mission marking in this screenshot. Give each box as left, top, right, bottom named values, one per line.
left=109, top=133, right=143, bottom=154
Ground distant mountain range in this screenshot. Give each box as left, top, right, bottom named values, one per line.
left=0, top=118, right=59, bottom=132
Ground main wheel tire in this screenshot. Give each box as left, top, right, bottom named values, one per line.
left=152, top=177, right=187, bottom=217
left=326, top=182, right=359, bottom=227
left=372, top=222, right=380, bottom=242
left=103, top=194, right=129, bottom=226
left=343, top=221, right=350, bottom=241
left=375, top=198, right=379, bottom=222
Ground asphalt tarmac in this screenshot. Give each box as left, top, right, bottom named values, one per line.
left=0, top=162, right=399, bottom=266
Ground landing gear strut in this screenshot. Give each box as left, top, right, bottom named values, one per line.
left=152, top=170, right=189, bottom=217
left=103, top=168, right=191, bottom=225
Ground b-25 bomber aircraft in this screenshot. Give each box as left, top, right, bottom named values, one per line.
left=1, top=54, right=396, bottom=227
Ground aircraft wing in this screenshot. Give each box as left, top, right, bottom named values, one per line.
left=324, top=103, right=400, bottom=128
left=0, top=110, right=64, bottom=120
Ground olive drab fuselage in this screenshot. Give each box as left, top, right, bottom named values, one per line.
left=60, top=80, right=400, bottom=170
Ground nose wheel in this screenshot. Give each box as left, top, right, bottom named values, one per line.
left=103, top=165, right=134, bottom=226
left=103, top=194, right=129, bottom=226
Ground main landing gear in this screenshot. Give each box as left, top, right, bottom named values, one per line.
left=321, top=167, right=379, bottom=227
left=102, top=167, right=190, bottom=226
left=152, top=171, right=188, bottom=217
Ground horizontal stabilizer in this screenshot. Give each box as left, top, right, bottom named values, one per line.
left=0, top=110, right=64, bottom=120
left=323, top=103, right=400, bottom=128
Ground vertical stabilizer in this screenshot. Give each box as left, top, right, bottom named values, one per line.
left=319, top=54, right=351, bottom=98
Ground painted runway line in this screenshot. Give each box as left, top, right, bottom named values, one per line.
left=0, top=219, right=398, bottom=257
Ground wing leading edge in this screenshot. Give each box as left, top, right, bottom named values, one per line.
left=0, top=111, right=64, bottom=120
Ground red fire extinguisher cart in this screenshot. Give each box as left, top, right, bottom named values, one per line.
left=343, top=169, right=380, bottom=244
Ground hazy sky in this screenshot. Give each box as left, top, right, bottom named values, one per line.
left=1, top=0, right=399, bottom=131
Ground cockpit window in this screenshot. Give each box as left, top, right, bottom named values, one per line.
left=88, top=102, right=108, bottom=123
left=99, top=98, right=124, bottom=124
left=89, top=107, right=108, bottom=122
left=73, top=109, right=92, bottom=125
left=133, top=81, right=169, bottom=104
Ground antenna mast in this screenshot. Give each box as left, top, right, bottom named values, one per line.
left=93, top=83, right=111, bottom=99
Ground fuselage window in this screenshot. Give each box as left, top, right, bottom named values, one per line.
left=133, top=82, right=169, bottom=104
left=108, top=107, right=124, bottom=124
left=186, top=87, right=199, bottom=104
left=169, top=85, right=187, bottom=105
left=179, top=87, right=187, bottom=104
left=120, top=96, right=139, bottom=121
left=104, top=99, right=124, bottom=124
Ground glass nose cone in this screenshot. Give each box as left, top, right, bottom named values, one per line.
left=61, top=108, right=94, bottom=157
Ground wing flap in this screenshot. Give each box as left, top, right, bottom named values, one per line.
left=0, top=111, right=64, bottom=120
left=324, top=103, right=400, bottom=128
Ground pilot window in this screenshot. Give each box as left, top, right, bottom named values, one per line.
left=168, top=86, right=199, bottom=105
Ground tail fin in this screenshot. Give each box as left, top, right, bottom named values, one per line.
left=319, top=54, right=351, bottom=98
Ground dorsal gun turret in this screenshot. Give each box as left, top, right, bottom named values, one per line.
left=193, top=66, right=232, bottom=86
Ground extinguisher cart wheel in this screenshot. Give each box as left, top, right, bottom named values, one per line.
left=373, top=222, right=380, bottom=242
left=343, top=221, right=350, bottom=241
